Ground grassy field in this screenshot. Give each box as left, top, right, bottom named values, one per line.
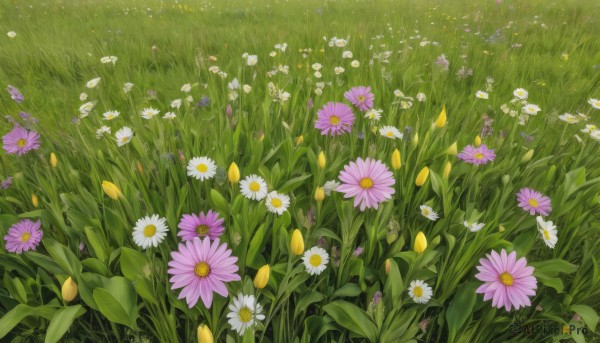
left=1, top=0, right=600, bottom=342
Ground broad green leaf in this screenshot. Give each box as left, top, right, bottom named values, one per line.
left=323, top=300, right=378, bottom=342
left=446, top=282, right=479, bottom=343
left=45, top=305, right=86, bottom=343
left=331, top=283, right=362, bottom=299
left=93, top=288, right=137, bottom=329
left=570, top=304, right=598, bottom=332
left=0, top=304, right=56, bottom=338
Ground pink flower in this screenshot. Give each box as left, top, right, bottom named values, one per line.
left=475, top=249, right=537, bottom=311
left=516, top=188, right=552, bottom=216
left=177, top=210, right=225, bottom=241
left=337, top=158, right=395, bottom=211
left=344, top=86, right=374, bottom=111
left=314, top=102, right=355, bottom=136
left=168, top=237, right=240, bottom=308
left=457, top=144, right=496, bottom=165
left=2, top=125, right=41, bottom=155
left=4, top=219, right=43, bottom=254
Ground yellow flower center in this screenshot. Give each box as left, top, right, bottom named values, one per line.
left=121, top=137, right=129, bottom=143
left=249, top=181, right=261, bottom=192
left=358, top=95, right=366, bottom=102
left=329, top=115, right=340, bottom=125
left=499, top=272, right=514, bottom=286
left=423, top=208, right=429, bottom=215
left=595, top=101, right=600, bottom=107
left=143, top=225, right=156, bottom=237
left=413, top=286, right=423, bottom=297
left=386, top=131, right=394, bottom=137
left=271, top=198, right=282, bottom=208
left=21, top=232, right=30, bottom=243
left=543, top=229, right=550, bottom=240
left=528, top=198, right=539, bottom=208
left=238, top=307, right=252, bottom=323
left=474, top=153, right=484, bottom=159
left=359, top=177, right=373, bottom=189
left=309, top=254, right=322, bottom=267
left=195, top=224, right=209, bottom=236
left=17, top=139, right=27, bottom=148
left=194, top=262, right=210, bottom=277
left=196, top=163, right=208, bottom=172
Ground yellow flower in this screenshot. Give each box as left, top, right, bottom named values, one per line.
left=317, top=151, right=326, bottom=169
left=197, top=324, right=214, bottom=343
left=253, top=264, right=270, bottom=289
left=521, top=149, right=534, bottom=163
left=435, top=105, right=447, bottom=128
left=50, top=153, right=58, bottom=168
left=447, top=141, right=457, bottom=155
left=411, top=132, right=419, bottom=147
left=414, top=231, right=427, bottom=253
left=443, top=161, right=452, bottom=180
left=137, top=161, right=144, bottom=174
left=385, top=259, right=391, bottom=275
left=102, top=181, right=122, bottom=200
left=474, top=135, right=482, bottom=147
left=290, top=229, right=304, bottom=255
left=228, top=162, right=240, bottom=184
left=32, top=194, right=39, bottom=208
left=296, top=135, right=304, bottom=146
left=61, top=277, right=78, bottom=302
left=391, top=149, right=401, bottom=170
left=415, top=167, right=430, bottom=186
left=314, top=187, right=325, bottom=202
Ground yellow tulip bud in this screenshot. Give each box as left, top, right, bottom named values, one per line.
left=228, top=162, right=240, bottom=184
left=414, top=231, right=427, bottom=253
left=474, top=135, right=482, bottom=147
left=50, top=153, right=58, bottom=168
left=314, top=187, right=325, bottom=202
left=197, top=324, right=214, bottom=343
left=435, top=104, right=447, bottom=128
left=415, top=167, right=430, bottom=186
left=370, top=125, right=377, bottom=134
left=258, top=132, right=265, bottom=141
left=498, top=224, right=506, bottom=233
left=137, top=161, right=144, bottom=174
left=385, top=259, right=391, bottom=275
left=32, top=194, right=39, bottom=208
left=521, top=149, right=534, bottom=163
left=296, top=135, right=304, bottom=146
left=447, top=141, right=458, bottom=155
left=317, top=151, right=326, bottom=169
left=391, top=149, right=401, bottom=170
left=290, top=229, right=304, bottom=255
left=102, top=181, right=122, bottom=200
left=253, top=264, right=270, bottom=289
left=443, top=161, right=452, bottom=180
left=61, top=277, right=78, bottom=302
left=411, top=132, right=419, bottom=147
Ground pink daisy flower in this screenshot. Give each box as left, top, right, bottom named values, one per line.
left=168, top=237, right=240, bottom=308
left=344, top=86, right=374, bottom=112
left=314, top=102, right=355, bottom=136
left=457, top=144, right=496, bottom=165
left=4, top=219, right=43, bottom=254
left=177, top=210, right=225, bottom=241
left=2, top=125, right=41, bottom=155
left=337, top=157, right=395, bottom=211
left=516, top=188, right=552, bottom=216
left=475, top=249, right=537, bottom=311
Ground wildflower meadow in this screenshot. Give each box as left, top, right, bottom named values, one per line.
left=1, top=0, right=600, bottom=342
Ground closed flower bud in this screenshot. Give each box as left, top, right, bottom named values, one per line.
left=137, top=161, right=144, bottom=174
left=411, top=132, right=419, bottom=147
left=391, top=149, right=401, bottom=170
left=498, top=224, right=506, bottom=232
left=228, top=162, right=240, bottom=184
left=435, top=105, right=447, bottom=128
left=61, top=277, right=78, bottom=302
left=502, top=174, right=510, bottom=185
left=447, top=141, right=458, bottom=155
left=32, top=194, right=39, bottom=208
left=314, top=187, right=325, bottom=202
left=102, top=181, right=122, bottom=200
left=290, top=229, right=304, bottom=255
left=415, top=167, right=430, bottom=186
left=258, top=132, right=265, bottom=141
left=474, top=135, right=482, bottom=147
left=385, top=259, right=391, bottom=274
left=296, top=135, right=304, bottom=145
left=521, top=149, right=534, bottom=163
left=414, top=231, right=427, bottom=253
left=253, top=264, right=270, bottom=289
left=50, top=152, right=58, bottom=168
left=197, top=324, right=214, bottom=343
left=443, top=161, right=452, bottom=180
left=317, top=151, right=326, bottom=169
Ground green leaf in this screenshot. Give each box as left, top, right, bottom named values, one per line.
left=331, top=283, right=362, bottom=299
left=564, top=167, right=586, bottom=199
left=45, top=305, right=86, bottom=343
left=570, top=304, right=598, bottom=332
left=43, top=238, right=82, bottom=277
left=277, top=174, right=312, bottom=193
left=84, top=226, right=108, bottom=261
left=24, top=252, right=65, bottom=275
left=323, top=300, right=378, bottom=342
left=0, top=304, right=56, bottom=338
left=210, top=189, right=230, bottom=216
left=295, top=290, right=324, bottom=315
left=446, top=282, right=479, bottom=343
left=93, top=288, right=137, bottom=329
left=531, top=259, right=578, bottom=277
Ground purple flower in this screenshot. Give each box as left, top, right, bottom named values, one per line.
left=344, top=86, right=374, bottom=112
left=475, top=249, right=537, bottom=311
left=177, top=210, right=225, bottom=241
left=435, top=54, right=450, bottom=71
left=197, top=96, right=210, bottom=108
left=314, top=102, right=355, bottom=136
left=352, top=247, right=363, bottom=257
left=337, top=158, right=395, bottom=211
left=1, top=177, right=13, bottom=190
left=516, top=188, right=552, bottom=216
left=225, top=104, right=233, bottom=118
left=457, top=145, right=496, bottom=165
left=168, top=237, right=240, bottom=308
left=7, top=85, right=24, bottom=104
left=307, top=97, right=313, bottom=110
left=2, top=125, right=41, bottom=155
left=4, top=219, right=43, bottom=254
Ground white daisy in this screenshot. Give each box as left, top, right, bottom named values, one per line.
left=416, top=92, right=427, bottom=102
left=350, top=60, right=360, bottom=68
left=170, top=99, right=182, bottom=109
left=123, top=82, right=134, bottom=93
left=79, top=92, right=88, bottom=101
left=591, top=131, right=600, bottom=141
left=227, top=294, right=265, bottom=336
left=246, top=55, right=258, bottom=66
left=513, top=88, right=528, bottom=100
left=265, top=191, right=290, bottom=215
left=559, top=113, right=580, bottom=124
left=323, top=180, right=340, bottom=196
left=79, top=101, right=95, bottom=115
left=311, top=63, right=322, bottom=71
left=581, top=124, right=598, bottom=133
left=186, top=157, right=217, bottom=181
left=420, top=205, right=439, bottom=221
left=132, top=214, right=168, bottom=249
left=115, top=127, right=133, bottom=146
left=314, top=71, right=322, bottom=78
left=86, top=77, right=101, bottom=89
left=394, top=89, right=405, bottom=97
left=522, top=104, right=541, bottom=115
left=475, top=91, right=489, bottom=99
left=180, top=83, right=192, bottom=93
left=302, top=246, right=329, bottom=275
left=100, top=56, right=112, bottom=64
left=588, top=98, right=600, bottom=110
left=536, top=216, right=558, bottom=249
left=364, top=109, right=383, bottom=121
left=102, top=110, right=120, bottom=121
left=240, top=175, right=268, bottom=201
left=463, top=221, right=485, bottom=232
left=334, top=66, right=345, bottom=74
left=162, top=112, right=176, bottom=120
left=7, top=31, right=16, bottom=38
left=342, top=50, right=353, bottom=59
left=408, top=280, right=433, bottom=304
left=379, top=126, right=403, bottom=139
left=140, top=108, right=160, bottom=119
left=96, top=126, right=111, bottom=139
left=335, top=38, right=347, bottom=47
